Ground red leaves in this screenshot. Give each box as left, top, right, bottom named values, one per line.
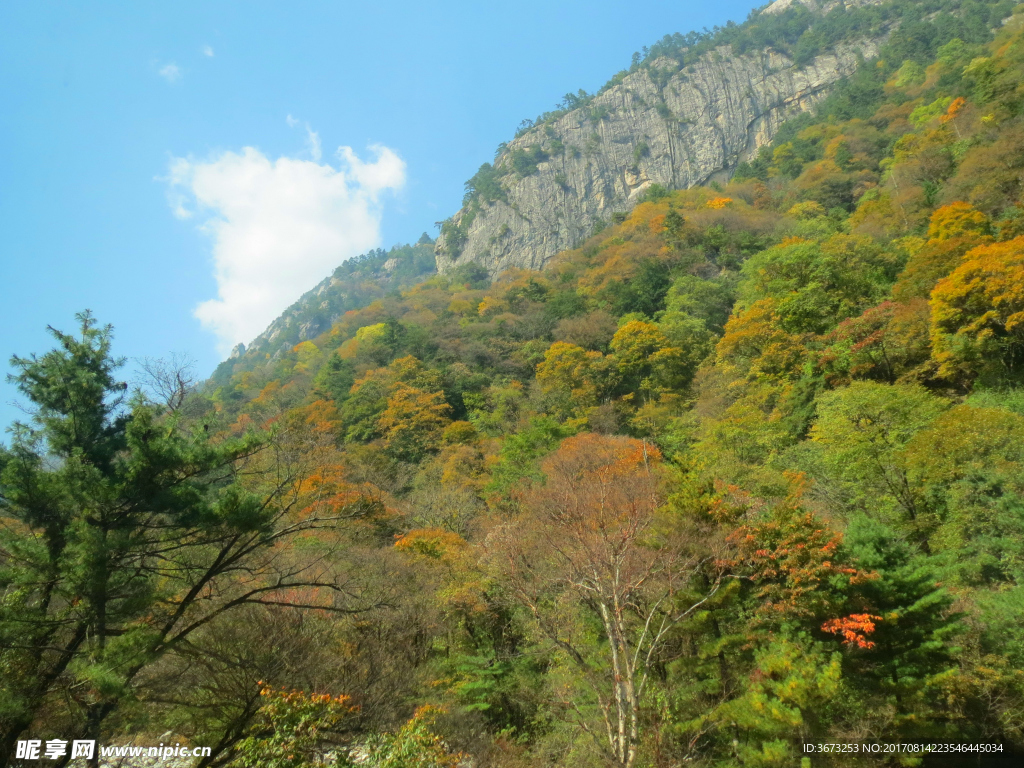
left=727, top=505, right=873, bottom=624
left=822, top=613, right=883, bottom=649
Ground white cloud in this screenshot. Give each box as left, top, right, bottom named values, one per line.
left=286, top=116, right=323, bottom=161
left=306, top=127, right=322, bottom=162
left=163, top=157, right=194, bottom=219
left=166, top=144, right=406, bottom=353
left=158, top=63, right=181, bottom=83
left=202, top=45, right=214, bottom=57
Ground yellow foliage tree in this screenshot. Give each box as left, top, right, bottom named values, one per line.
left=850, top=191, right=905, bottom=238
left=610, top=319, right=687, bottom=395
left=893, top=229, right=992, bottom=302
left=377, top=384, right=452, bottom=462
left=930, top=236, right=1024, bottom=381
left=477, top=294, right=508, bottom=317
left=536, top=341, right=615, bottom=419
left=716, top=299, right=806, bottom=382
left=787, top=201, right=828, bottom=220
left=394, top=528, right=491, bottom=624
left=926, top=201, right=992, bottom=241
left=286, top=398, right=342, bottom=439
left=292, top=340, right=322, bottom=373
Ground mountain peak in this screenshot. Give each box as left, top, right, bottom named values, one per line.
left=434, top=1, right=891, bottom=275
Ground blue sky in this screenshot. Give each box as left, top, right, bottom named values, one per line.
left=0, top=0, right=762, bottom=431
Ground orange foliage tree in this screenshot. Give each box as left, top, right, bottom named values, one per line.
left=893, top=235, right=990, bottom=301
left=728, top=503, right=873, bottom=626
left=821, top=613, right=884, bottom=650
left=233, top=685, right=355, bottom=768
left=485, top=434, right=720, bottom=768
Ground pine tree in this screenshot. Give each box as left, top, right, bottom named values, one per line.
left=843, top=515, right=960, bottom=723
left=0, top=313, right=357, bottom=764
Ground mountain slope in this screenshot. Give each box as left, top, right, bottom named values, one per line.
left=433, top=0, right=1015, bottom=275
left=210, top=239, right=436, bottom=385
left=22, top=2, right=1024, bottom=764
left=436, top=37, right=882, bottom=275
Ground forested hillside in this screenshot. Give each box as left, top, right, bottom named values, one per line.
left=433, top=0, right=1016, bottom=274
left=4, top=0, right=1024, bottom=766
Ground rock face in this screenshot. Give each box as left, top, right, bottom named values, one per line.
left=435, top=36, right=884, bottom=275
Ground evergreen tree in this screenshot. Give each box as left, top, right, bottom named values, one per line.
left=0, top=313, right=357, bottom=764
left=843, top=516, right=960, bottom=721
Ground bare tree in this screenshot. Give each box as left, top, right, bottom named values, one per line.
left=137, top=352, right=197, bottom=412
left=485, top=434, right=721, bottom=768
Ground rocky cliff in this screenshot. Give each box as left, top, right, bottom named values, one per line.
left=435, top=17, right=886, bottom=275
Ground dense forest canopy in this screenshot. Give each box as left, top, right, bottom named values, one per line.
left=4, top=0, right=1024, bottom=765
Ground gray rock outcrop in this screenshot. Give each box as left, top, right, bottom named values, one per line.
left=435, top=34, right=884, bottom=275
